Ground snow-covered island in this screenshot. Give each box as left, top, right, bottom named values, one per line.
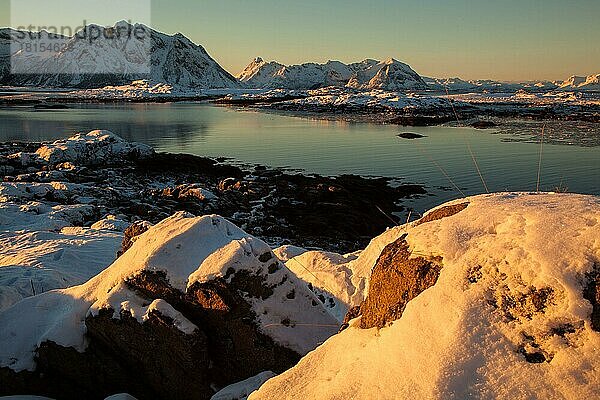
left=0, top=132, right=598, bottom=399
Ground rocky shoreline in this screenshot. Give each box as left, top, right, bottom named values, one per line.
left=0, top=131, right=425, bottom=254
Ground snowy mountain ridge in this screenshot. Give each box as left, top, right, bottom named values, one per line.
left=0, top=22, right=239, bottom=88
left=237, top=57, right=427, bottom=90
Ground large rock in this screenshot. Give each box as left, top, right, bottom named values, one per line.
left=35, top=130, right=154, bottom=166
left=0, top=213, right=339, bottom=399
left=251, top=193, right=600, bottom=400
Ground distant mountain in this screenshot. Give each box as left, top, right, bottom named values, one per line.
left=559, top=74, right=600, bottom=91
left=346, top=58, right=427, bottom=91
left=425, top=73, right=600, bottom=93
left=237, top=57, right=427, bottom=91
left=424, top=76, right=564, bottom=93
left=0, top=21, right=239, bottom=89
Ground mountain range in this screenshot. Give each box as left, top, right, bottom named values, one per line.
left=237, top=57, right=427, bottom=90
left=0, top=21, right=598, bottom=92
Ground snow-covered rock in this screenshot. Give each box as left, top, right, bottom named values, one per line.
left=285, top=251, right=359, bottom=321
left=34, top=130, right=153, bottom=166
left=251, top=193, right=600, bottom=400
left=90, top=215, right=130, bottom=232
left=238, top=57, right=426, bottom=91
left=0, top=201, right=96, bottom=232
left=559, top=74, right=600, bottom=91
left=0, top=213, right=338, bottom=373
left=272, top=245, right=308, bottom=262
left=211, top=371, right=276, bottom=400
left=276, top=88, right=456, bottom=112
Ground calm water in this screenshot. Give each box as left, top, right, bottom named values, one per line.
left=0, top=103, right=598, bottom=213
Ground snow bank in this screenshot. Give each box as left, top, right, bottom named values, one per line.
left=0, top=213, right=338, bottom=372
left=251, top=193, right=600, bottom=400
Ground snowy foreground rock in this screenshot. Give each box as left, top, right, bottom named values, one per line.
left=251, top=193, right=600, bottom=400
left=0, top=213, right=338, bottom=399
left=1, top=192, right=599, bottom=399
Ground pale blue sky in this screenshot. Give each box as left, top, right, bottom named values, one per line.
left=1, top=0, right=598, bottom=80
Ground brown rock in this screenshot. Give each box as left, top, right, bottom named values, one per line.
left=414, top=202, right=469, bottom=226
left=359, top=235, right=442, bottom=329
left=0, top=268, right=301, bottom=399
left=117, top=220, right=152, bottom=257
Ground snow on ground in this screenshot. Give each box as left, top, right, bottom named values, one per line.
left=0, top=227, right=121, bottom=311
left=71, top=80, right=199, bottom=99
left=0, top=395, right=138, bottom=400
left=444, top=90, right=600, bottom=107
left=211, top=371, right=276, bottom=400
left=251, top=192, right=600, bottom=400
left=0, top=212, right=339, bottom=372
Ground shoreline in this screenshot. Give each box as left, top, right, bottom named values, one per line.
left=0, top=133, right=427, bottom=254
left=1, top=85, right=599, bottom=126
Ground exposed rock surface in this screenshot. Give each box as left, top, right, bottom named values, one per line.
left=358, top=235, right=442, bottom=329
left=583, top=264, right=600, bottom=332
left=414, top=202, right=469, bottom=226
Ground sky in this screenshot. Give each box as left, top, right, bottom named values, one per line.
left=1, top=0, right=598, bottom=81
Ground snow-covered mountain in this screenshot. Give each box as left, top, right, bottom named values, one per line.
left=424, top=76, right=557, bottom=93
left=0, top=21, right=239, bottom=89
left=346, top=58, right=427, bottom=91
left=425, top=73, right=600, bottom=93
left=559, top=74, right=600, bottom=91
left=237, top=57, right=426, bottom=90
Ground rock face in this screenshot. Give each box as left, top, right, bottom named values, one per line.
left=0, top=213, right=339, bottom=399
left=0, top=23, right=239, bottom=89
left=359, top=235, right=442, bottom=329
left=583, top=264, right=600, bottom=332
